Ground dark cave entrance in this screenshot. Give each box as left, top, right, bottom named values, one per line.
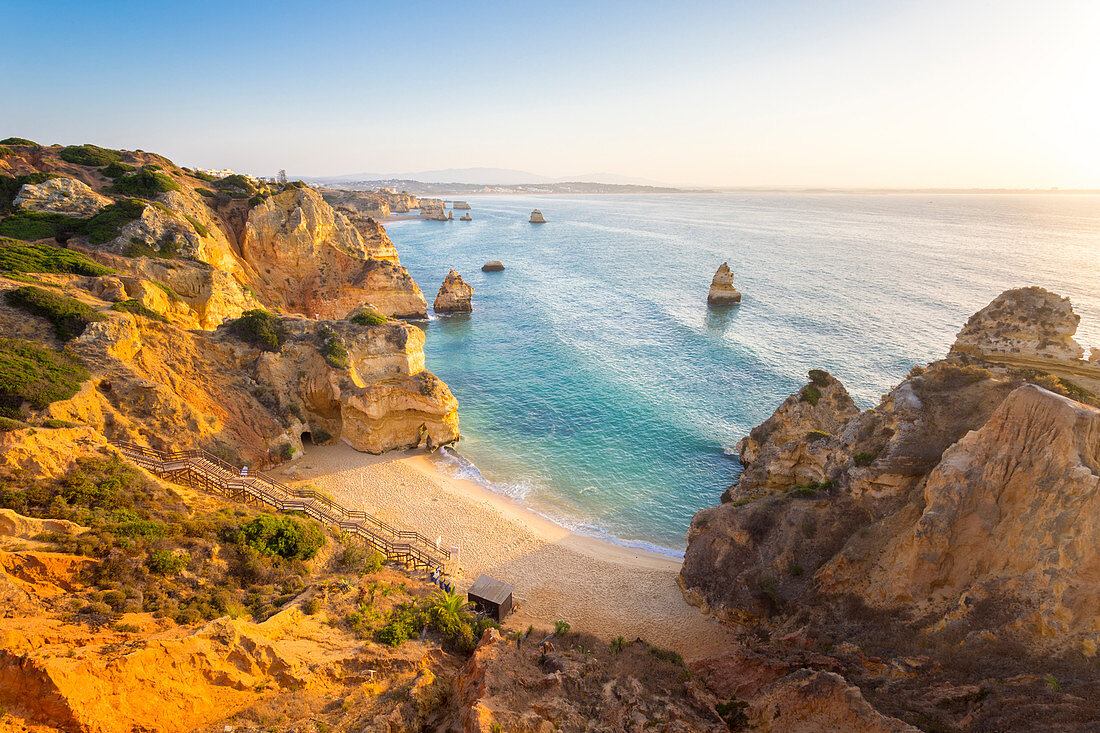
left=300, top=431, right=313, bottom=445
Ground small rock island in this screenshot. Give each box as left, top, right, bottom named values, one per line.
left=482, top=260, right=505, bottom=272
left=433, top=269, right=474, bottom=313
left=706, top=262, right=741, bottom=305
left=452, top=201, right=471, bottom=210
left=460, top=213, right=472, bottom=221
left=529, top=209, right=546, bottom=223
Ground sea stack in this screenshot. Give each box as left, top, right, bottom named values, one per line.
left=707, top=262, right=741, bottom=305
left=482, top=260, right=505, bottom=272
left=433, top=269, right=474, bottom=313
left=529, top=209, right=546, bottom=223
left=460, top=213, right=472, bottom=221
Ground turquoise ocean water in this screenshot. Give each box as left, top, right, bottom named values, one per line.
left=386, top=194, right=1100, bottom=554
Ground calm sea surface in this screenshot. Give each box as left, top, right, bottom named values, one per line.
left=386, top=194, right=1100, bottom=553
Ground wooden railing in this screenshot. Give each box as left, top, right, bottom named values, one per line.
left=110, top=441, right=452, bottom=575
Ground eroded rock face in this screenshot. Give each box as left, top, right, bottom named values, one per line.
left=241, top=188, right=427, bottom=319
left=746, top=670, right=919, bottom=733
left=681, top=288, right=1100, bottom=651
left=419, top=199, right=447, bottom=221
left=707, top=262, right=741, bottom=305
left=14, top=176, right=112, bottom=217
left=952, top=286, right=1084, bottom=362
left=529, top=209, right=546, bottom=223
left=433, top=269, right=473, bottom=314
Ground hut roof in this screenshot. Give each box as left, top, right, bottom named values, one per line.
left=467, top=574, right=514, bottom=605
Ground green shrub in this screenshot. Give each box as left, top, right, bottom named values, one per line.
left=59, top=144, right=122, bottom=167
left=228, top=309, right=285, bottom=352
left=85, top=199, right=147, bottom=245
left=195, top=188, right=215, bottom=198
left=853, top=451, right=878, bottom=467
left=350, top=308, right=387, bottom=327
left=42, top=418, right=79, bottom=428
left=0, top=137, right=38, bottom=146
left=648, top=645, right=684, bottom=666
left=799, top=384, right=821, bottom=405
left=217, top=174, right=256, bottom=193
left=0, top=147, right=13, bottom=157
left=554, top=619, right=571, bottom=635
left=237, top=513, right=324, bottom=561
left=279, top=443, right=295, bottom=460
left=146, top=549, right=189, bottom=575
left=101, top=162, right=135, bottom=179
left=1033, top=373, right=1100, bottom=408
left=192, top=171, right=217, bottom=182
left=122, top=235, right=179, bottom=259
left=81, top=601, right=113, bottom=615
left=183, top=215, right=209, bottom=238
left=808, top=369, right=831, bottom=386
left=785, top=480, right=834, bottom=498
left=4, top=286, right=106, bottom=340
left=0, top=239, right=114, bottom=276
left=111, top=299, right=168, bottom=322
left=321, top=336, right=348, bottom=369
left=312, top=429, right=332, bottom=444
left=716, top=698, right=749, bottom=729
left=109, top=169, right=180, bottom=198
left=0, top=416, right=27, bottom=431
left=304, top=596, right=322, bottom=615
left=0, top=211, right=84, bottom=241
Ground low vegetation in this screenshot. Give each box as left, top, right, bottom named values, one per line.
left=376, top=589, right=498, bottom=653
left=318, top=326, right=349, bottom=369
left=122, top=235, right=180, bottom=259
left=808, top=368, right=831, bottom=386
left=0, top=173, right=59, bottom=215
left=0, top=137, right=38, bottom=146
left=228, top=309, right=286, bottom=352
left=351, top=308, right=387, bottom=327
left=109, top=169, right=180, bottom=197
left=0, top=338, right=88, bottom=417
left=59, top=144, right=122, bottom=167
left=84, top=199, right=147, bottom=244
left=0, top=239, right=114, bottom=276
left=183, top=214, right=210, bottom=238
left=101, top=161, right=135, bottom=179
left=0, top=198, right=146, bottom=245
left=111, top=299, right=168, bottom=322
left=0, top=455, right=337, bottom=625
left=799, top=384, right=821, bottom=405
left=853, top=450, right=879, bottom=467
left=217, top=174, right=257, bottom=194
left=1031, top=373, right=1100, bottom=408
left=4, top=285, right=106, bottom=340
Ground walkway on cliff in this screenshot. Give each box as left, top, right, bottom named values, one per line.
left=111, top=441, right=453, bottom=575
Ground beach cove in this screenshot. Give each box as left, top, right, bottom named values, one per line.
left=271, top=443, right=737, bottom=659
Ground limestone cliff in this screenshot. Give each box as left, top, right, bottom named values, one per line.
left=680, top=287, right=1100, bottom=731
left=707, top=262, right=742, bottom=305
left=419, top=198, right=448, bottom=221
left=433, top=269, right=473, bottom=314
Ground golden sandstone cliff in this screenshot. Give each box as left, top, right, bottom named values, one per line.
left=680, top=286, right=1100, bottom=731
left=0, top=141, right=452, bottom=464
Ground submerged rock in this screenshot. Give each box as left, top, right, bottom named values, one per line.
left=481, top=261, right=505, bottom=272
left=529, top=209, right=546, bottom=223
left=707, top=262, right=741, bottom=305
left=433, top=269, right=473, bottom=314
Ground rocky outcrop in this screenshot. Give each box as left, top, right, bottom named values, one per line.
left=452, top=201, right=471, bottom=210
left=459, top=213, right=472, bottom=221
left=952, top=286, right=1085, bottom=362
left=481, top=261, right=504, bottom=272
left=745, top=670, right=919, bottom=733
left=682, top=288, right=1100, bottom=647
left=732, top=370, right=859, bottom=497
left=14, top=176, right=112, bottom=217
left=241, top=188, right=427, bottom=319
left=419, top=199, right=448, bottom=221
left=707, top=262, right=741, bottom=305
left=433, top=269, right=473, bottom=314
left=529, top=209, right=546, bottom=223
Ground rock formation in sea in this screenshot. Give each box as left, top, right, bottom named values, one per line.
left=460, top=212, right=471, bottom=221
left=452, top=200, right=471, bottom=210
left=482, top=260, right=505, bottom=272
left=679, top=286, right=1100, bottom=730
left=529, top=209, right=546, bottom=223
left=433, top=269, right=473, bottom=314
left=419, top=198, right=448, bottom=221
left=707, top=262, right=742, bottom=305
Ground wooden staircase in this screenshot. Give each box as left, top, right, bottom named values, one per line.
left=111, top=441, right=452, bottom=576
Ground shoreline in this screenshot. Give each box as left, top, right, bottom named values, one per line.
left=269, top=443, right=736, bottom=658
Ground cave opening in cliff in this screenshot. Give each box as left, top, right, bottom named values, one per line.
left=300, top=431, right=313, bottom=445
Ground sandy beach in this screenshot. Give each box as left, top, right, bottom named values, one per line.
left=270, top=443, right=736, bottom=659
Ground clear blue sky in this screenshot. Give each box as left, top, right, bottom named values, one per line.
left=3, top=0, right=1097, bottom=187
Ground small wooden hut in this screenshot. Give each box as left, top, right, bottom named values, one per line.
left=467, top=574, right=514, bottom=622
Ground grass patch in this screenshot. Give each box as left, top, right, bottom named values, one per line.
left=0, top=338, right=88, bottom=417
left=0, top=416, right=28, bottom=430
left=85, top=199, right=147, bottom=245
left=59, top=144, right=122, bottom=167
left=109, top=169, right=180, bottom=198
left=0, top=211, right=86, bottom=241
left=183, top=214, right=209, bottom=238
left=350, top=308, right=387, bottom=327
left=228, top=309, right=285, bottom=352
left=111, top=299, right=168, bottom=322
left=101, top=162, right=135, bottom=179
left=42, top=418, right=80, bottom=428
left=0, top=239, right=114, bottom=276
left=799, top=384, right=821, bottom=405
left=4, top=286, right=106, bottom=340
left=0, top=137, right=38, bottom=146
